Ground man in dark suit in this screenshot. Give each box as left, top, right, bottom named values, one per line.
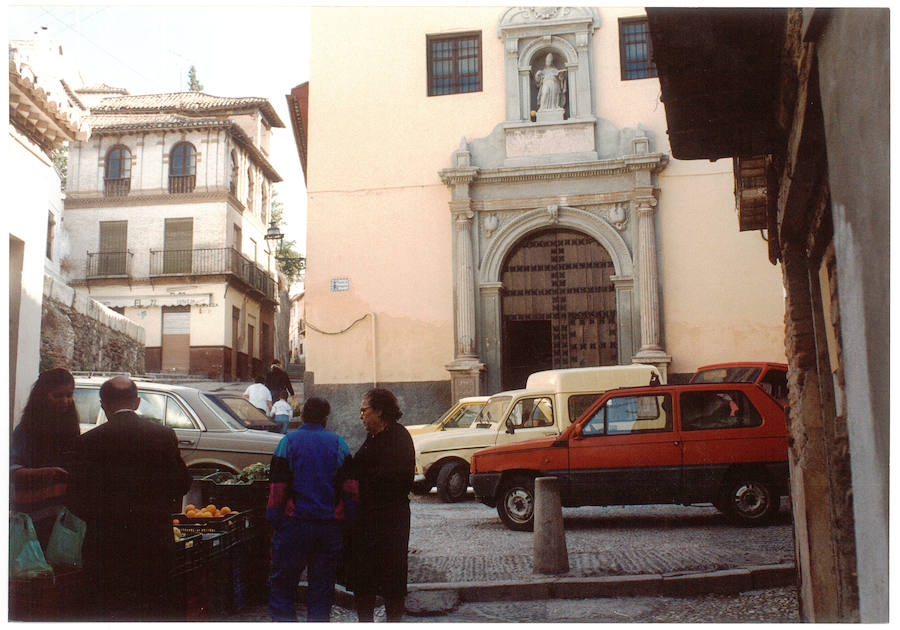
left=68, top=376, right=192, bottom=620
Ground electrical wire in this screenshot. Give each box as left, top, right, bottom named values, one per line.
left=305, top=313, right=371, bottom=335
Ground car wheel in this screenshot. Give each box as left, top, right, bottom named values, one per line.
left=497, top=476, right=535, bottom=531
left=412, top=478, right=434, bottom=495
left=435, top=461, right=469, bottom=502
left=719, top=477, right=777, bottom=524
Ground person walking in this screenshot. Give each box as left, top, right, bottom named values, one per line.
left=344, top=388, right=415, bottom=622
left=269, top=390, right=294, bottom=434
left=267, top=397, right=350, bottom=622
left=243, top=374, right=272, bottom=414
left=67, top=376, right=191, bottom=621
left=265, top=359, right=295, bottom=401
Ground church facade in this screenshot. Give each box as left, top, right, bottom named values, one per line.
left=295, top=7, right=786, bottom=440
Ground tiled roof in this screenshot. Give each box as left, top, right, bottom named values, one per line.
left=76, top=83, right=129, bottom=95
left=86, top=112, right=282, bottom=183
left=91, top=91, right=284, bottom=128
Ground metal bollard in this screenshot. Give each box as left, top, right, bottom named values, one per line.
left=533, top=476, right=569, bottom=574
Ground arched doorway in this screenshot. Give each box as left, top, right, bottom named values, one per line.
left=500, top=228, right=617, bottom=390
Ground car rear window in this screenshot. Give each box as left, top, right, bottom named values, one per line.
left=74, top=387, right=101, bottom=424
left=680, top=390, right=762, bottom=430
left=691, top=366, right=762, bottom=384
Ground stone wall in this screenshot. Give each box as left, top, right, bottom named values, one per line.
left=41, top=275, right=145, bottom=373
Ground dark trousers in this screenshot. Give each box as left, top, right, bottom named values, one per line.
left=269, top=518, right=342, bottom=622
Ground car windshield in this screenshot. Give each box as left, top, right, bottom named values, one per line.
left=218, top=397, right=269, bottom=423
left=473, top=396, right=512, bottom=427
left=691, top=366, right=762, bottom=384
left=443, top=403, right=484, bottom=429
left=200, top=393, right=248, bottom=431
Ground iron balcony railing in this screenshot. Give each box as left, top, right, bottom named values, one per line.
left=168, top=174, right=196, bottom=194
left=86, top=250, right=133, bottom=278
left=148, top=247, right=276, bottom=301
left=103, top=177, right=131, bottom=197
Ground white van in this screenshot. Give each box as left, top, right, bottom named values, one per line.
left=413, top=364, right=661, bottom=501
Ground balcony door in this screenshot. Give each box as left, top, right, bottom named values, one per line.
left=162, top=306, right=190, bottom=373
left=163, top=218, right=193, bottom=274
left=99, top=221, right=127, bottom=275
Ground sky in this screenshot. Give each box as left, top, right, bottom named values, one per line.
left=7, top=2, right=312, bottom=251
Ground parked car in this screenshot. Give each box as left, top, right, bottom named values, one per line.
left=74, top=378, right=283, bottom=474
left=471, top=381, right=789, bottom=530
left=690, top=361, right=788, bottom=404
left=406, top=396, right=489, bottom=436
left=206, top=394, right=301, bottom=433
left=414, top=364, right=660, bottom=502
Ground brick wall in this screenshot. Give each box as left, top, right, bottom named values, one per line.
left=40, top=275, right=145, bottom=373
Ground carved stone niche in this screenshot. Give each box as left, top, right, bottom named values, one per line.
left=498, top=6, right=600, bottom=166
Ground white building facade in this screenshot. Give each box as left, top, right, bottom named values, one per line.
left=9, top=39, right=88, bottom=425
left=64, top=92, right=284, bottom=379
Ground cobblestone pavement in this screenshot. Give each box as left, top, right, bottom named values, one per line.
left=225, top=493, right=798, bottom=622
left=407, top=493, right=794, bottom=583
left=228, top=586, right=800, bottom=623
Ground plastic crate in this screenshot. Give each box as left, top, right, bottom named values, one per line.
left=171, top=532, right=203, bottom=575
left=9, top=565, right=85, bottom=621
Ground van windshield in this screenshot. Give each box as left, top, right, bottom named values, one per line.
left=473, top=396, right=512, bottom=427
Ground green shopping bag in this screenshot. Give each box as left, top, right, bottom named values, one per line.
left=9, top=512, right=53, bottom=579
left=45, top=508, right=86, bottom=568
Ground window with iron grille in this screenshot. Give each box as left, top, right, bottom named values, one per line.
left=104, top=146, right=132, bottom=197
left=169, top=142, right=197, bottom=193
left=98, top=220, right=128, bottom=275
left=427, top=32, right=482, bottom=96
left=619, top=17, right=657, bottom=81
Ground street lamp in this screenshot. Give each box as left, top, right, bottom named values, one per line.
left=264, top=220, right=306, bottom=269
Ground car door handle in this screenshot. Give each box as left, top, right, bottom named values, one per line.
left=544, top=432, right=557, bottom=436
left=178, top=439, right=196, bottom=446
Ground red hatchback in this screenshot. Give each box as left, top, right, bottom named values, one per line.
left=471, top=382, right=788, bottom=530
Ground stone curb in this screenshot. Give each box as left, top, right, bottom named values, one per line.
left=299, top=563, right=796, bottom=615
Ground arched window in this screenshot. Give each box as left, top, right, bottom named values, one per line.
left=169, top=142, right=197, bottom=193
left=246, top=168, right=254, bottom=212
left=229, top=150, right=238, bottom=195
left=260, top=182, right=268, bottom=224
left=104, top=146, right=132, bottom=196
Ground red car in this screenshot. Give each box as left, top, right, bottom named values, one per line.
left=471, top=382, right=789, bottom=530
left=690, top=361, right=788, bottom=404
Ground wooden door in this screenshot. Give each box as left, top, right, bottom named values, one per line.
left=501, top=229, right=617, bottom=390
left=162, top=306, right=190, bottom=373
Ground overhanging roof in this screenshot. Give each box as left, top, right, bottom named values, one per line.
left=286, top=83, right=309, bottom=185
left=646, top=8, right=788, bottom=161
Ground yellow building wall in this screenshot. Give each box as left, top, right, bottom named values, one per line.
left=306, top=6, right=785, bottom=387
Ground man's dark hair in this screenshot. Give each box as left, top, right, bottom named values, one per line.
left=279, top=390, right=289, bottom=400
left=302, top=397, right=330, bottom=425
left=254, top=374, right=266, bottom=384
left=99, top=376, right=138, bottom=406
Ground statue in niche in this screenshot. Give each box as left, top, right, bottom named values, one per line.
left=533, top=53, right=567, bottom=112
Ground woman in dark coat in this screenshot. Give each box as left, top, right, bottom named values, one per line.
left=346, top=388, right=415, bottom=622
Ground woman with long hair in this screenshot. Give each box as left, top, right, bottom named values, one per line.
left=10, top=368, right=81, bottom=545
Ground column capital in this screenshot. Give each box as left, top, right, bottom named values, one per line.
left=439, top=167, right=479, bottom=187
left=450, top=199, right=474, bottom=221
left=479, top=282, right=504, bottom=296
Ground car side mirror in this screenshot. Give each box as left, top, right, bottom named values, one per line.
left=505, top=417, right=516, bottom=434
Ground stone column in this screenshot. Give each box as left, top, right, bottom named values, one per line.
left=479, top=282, right=504, bottom=395
left=632, top=195, right=671, bottom=380
left=452, top=201, right=477, bottom=358
left=440, top=144, right=484, bottom=399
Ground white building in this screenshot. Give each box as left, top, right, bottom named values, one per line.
left=63, top=91, right=285, bottom=379
left=9, top=39, right=88, bottom=425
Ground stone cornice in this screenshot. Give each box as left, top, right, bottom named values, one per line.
left=477, top=154, right=668, bottom=184
left=65, top=189, right=234, bottom=209
left=439, top=167, right=479, bottom=186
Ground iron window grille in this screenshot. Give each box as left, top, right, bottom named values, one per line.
left=427, top=32, right=482, bottom=96
left=619, top=17, right=658, bottom=80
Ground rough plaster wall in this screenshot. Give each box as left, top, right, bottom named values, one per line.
left=813, top=9, right=890, bottom=622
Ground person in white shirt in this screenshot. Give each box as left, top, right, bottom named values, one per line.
left=243, top=375, right=272, bottom=414
left=270, top=390, right=294, bottom=434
